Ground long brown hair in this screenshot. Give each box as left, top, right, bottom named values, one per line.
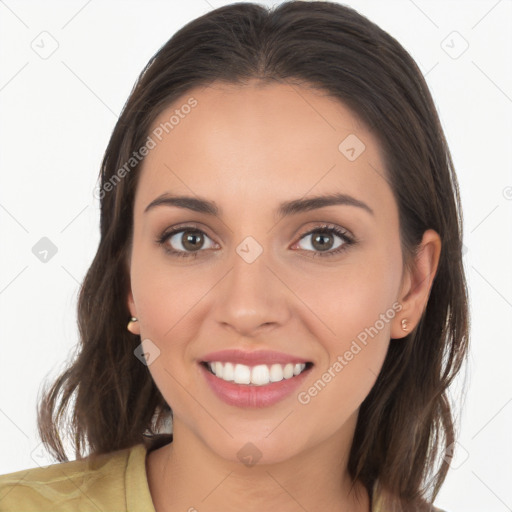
left=37, top=2, right=470, bottom=510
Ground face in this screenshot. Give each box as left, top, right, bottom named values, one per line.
left=127, top=80, right=409, bottom=465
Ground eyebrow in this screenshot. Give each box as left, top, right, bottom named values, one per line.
left=144, top=192, right=374, bottom=218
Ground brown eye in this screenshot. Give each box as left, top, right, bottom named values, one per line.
left=180, top=230, right=205, bottom=251
left=293, top=225, right=355, bottom=258
left=157, top=227, right=216, bottom=257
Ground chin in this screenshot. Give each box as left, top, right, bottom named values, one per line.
left=201, top=431, right=307, bottom=468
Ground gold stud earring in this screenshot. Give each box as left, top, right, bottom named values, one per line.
left=401, top=318, right=409, bottom=331
left=127, top=316, right=138, bottom=333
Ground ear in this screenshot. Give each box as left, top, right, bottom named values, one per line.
left=391, top=229, right=442, bottom=339
left=127, top=289, right=140, bottom=336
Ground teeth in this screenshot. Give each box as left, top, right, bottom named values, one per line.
left=214, top=361, right=224, bottom=378
left=234, top=364, right=251, bottom=384
left=283, top=363, right=294, bottom=379
left=206, top=361, right=307, bottom=385
left=269, top=363, right=284, bottom=382
left=251, top=364, right=270, bottom=385
left=222, top=362, right=234, bottom=381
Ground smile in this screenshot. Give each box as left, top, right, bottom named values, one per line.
left=199, top=360, right=314, bottom=408
left=202, top=361, right=311, bottom=386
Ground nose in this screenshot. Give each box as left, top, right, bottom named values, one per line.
left=213, top=240, right=292, bottom=338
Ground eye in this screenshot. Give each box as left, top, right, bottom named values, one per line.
left=156, top=223, right=356, bottom=259
left=156, top=225, right=217, bottom=258
left=292, top=224, right=355, bottom=258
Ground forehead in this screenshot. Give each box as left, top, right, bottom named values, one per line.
left=134, top=81, right=393, bottom=221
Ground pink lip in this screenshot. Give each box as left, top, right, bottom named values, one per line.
left=200, top=349, right=311, bottom=366
left=199, top=362, right=312, bottom=408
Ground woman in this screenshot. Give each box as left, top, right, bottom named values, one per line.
left=0, top=1, right=469, bottom=511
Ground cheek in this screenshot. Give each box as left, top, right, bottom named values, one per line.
left=130, top=264, right=200, bottom=412
left=295, top=243, right=401, bottom=345
left=294, top=270, right=395, bottom=431
left=130, top=243, right=208, bottom=341
left=292, top=244, right=401, bottom=400
left=129, top=250, right=204, bottom=398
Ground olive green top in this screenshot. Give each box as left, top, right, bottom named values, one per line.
left=0, top=441, right=447, bottom=511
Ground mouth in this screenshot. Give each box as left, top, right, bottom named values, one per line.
left=200, top=360, right=314, bottom=386
left=199, top=359, right=314, bottom=408
left=197, top=348, right=315, bottom=408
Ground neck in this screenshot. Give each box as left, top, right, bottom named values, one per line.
left=146, top=417, right=370, bottom=512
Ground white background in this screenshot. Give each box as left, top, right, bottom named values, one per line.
left=0, top=1, right=511, bottom=511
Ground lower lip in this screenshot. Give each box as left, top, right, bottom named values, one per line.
left=199, top=363, right=312, bottom=408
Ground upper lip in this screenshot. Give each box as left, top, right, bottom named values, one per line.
left=200, top=349, right=312, bottom=366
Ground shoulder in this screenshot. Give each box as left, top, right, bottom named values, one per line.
left=0, top=443, right=144, bottom=511
left=371, top=479, right=449, bottom=512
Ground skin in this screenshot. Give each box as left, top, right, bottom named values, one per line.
left=127, top=80, right=441, bottom=512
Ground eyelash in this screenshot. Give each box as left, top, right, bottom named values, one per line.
left=155, top=223, right=356, bottom=259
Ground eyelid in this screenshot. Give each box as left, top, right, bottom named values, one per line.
left=159, top=221, right=215, bottom=239
left=159, top=221, right=354, bottom=242
left=294, top=222, right=354, bottom=243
